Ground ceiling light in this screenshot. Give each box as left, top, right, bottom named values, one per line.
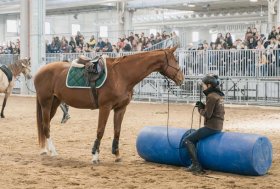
left=188, top=4, right=196, bottom=8
left=250, top=0, right=258, bottom=2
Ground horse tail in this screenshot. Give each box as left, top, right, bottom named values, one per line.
left=36, top=96, right=45, bottom=148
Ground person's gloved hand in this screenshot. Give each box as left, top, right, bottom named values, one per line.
left=195, top=101, right=205, bottom=109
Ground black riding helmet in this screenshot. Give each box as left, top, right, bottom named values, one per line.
left=202, top=74, right=220, bottom=87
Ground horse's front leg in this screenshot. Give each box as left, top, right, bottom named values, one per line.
left=92, top=106, right=111, bottom=164
left=1, top=92, right=10, bottom=118
left=112, top=106, right=127, bottom=162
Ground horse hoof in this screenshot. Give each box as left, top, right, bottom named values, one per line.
left=1, top=115, right=4, bottom=118
left=40, top=151, right=48, bottom=156
left=115, top=158, right=122, bottom=162
left=92, top=160, right=100, bottom=164
left=50, top=152, right=58, bottom=156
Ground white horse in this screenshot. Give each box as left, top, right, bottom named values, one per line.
left=0, top=58, right=32, bottom=118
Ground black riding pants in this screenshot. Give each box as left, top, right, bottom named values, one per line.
left=184, top=126, right=221, bottom=145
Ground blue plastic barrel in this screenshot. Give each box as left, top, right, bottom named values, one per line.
left=136, top=126, right=273, bottom=176
left=136, top=126, right=192, bottom=166
left=197, top=132, right=273, bottom=176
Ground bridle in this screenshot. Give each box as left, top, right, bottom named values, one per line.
left=160, top=50, right=180, bottom=81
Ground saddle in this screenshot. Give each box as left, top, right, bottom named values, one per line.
left=75, top=55, right=105, bottom=83
left=74, top=55, right=105, bottom=108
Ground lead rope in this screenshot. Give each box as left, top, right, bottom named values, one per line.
left=24, top=77, right=36, bottom=94
left=164, top=76, right=196, bottom=150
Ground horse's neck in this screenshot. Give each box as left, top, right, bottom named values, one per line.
left=8, top=62, right=22, bottom=77
left=116, top=52, right=163, bottom=89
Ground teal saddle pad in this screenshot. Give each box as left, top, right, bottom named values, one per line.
left=66, top=63, right=107, bottom=89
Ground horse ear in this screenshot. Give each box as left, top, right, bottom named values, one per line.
left=169, top=46, right=177, bottom=53
left=21, top=63, right=27, bottom=67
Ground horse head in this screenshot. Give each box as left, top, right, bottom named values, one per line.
left=21, top=57, right=32, bottom=79
left=160, top=47, right=184, bottom=86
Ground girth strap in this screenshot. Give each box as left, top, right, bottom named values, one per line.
left=0, top=65, right=13, bottom=82
left=90, top=82, right=99, bottom=108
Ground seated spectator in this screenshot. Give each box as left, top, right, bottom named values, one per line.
left=247, top=37, right=257, bottom=49
left=122, top=39, right=132, bottom=52
left=87, top=35, right=96, bottom=49
left=60, top=40, right=70, bottom=53
left=61, top=36, right=68, bottom=45
left=117, top=38, right=125, bottom=50
left=103, top=39, right=113, bottom=52
left=96, top=37, right=106, bottom=52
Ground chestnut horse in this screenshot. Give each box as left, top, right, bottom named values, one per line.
left=0, top=58, right=32, bottom=118
left=34, top=47, right=184, bottom=163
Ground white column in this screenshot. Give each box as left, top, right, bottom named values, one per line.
left=20, top=0, right=29, bottom=58
left=0, top=15, right=5, bottom=43
left=277, top=0, right=280, bottom=25
left=20, top=0, right=45, bottom=95
left=124, top=9, right=134, bottom=32
left=117, top=1, right=125, bottom=36
left=30, top=0, right=46, bottom=72
left=268, top=0, right=277, bottom=31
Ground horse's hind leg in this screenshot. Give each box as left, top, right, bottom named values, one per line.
left=1, top=92, right=9, bottom=118
left=41, top=97, right=59, bottom=156
left=112, top=106, right=127, bottom=162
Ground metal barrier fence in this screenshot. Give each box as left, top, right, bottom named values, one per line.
left=1, top=50, right=280, bottom=105
left=178, top=49, right=280, bottom=78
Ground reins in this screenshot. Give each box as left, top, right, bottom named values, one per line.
left=164, top=77, right=197, bottom=150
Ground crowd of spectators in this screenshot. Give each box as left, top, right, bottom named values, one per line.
left=187, top=26, right=280, bottom=51
left=44, top=30, right=180, bottom=53
left=0, top=39, right=20, bottom=54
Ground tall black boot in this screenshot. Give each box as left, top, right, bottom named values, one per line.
left=185, top=140, right=204, bottom=173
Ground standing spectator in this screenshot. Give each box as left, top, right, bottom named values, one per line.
left=155, top=32, right=162, bottom=44
left=128, top=32, right=134, bottom=44
left=172, top=31, right=180, bottom=47
left=225, top=33, right=233, bottom=48
left=75, top=31, right=84, bottom=48
left=268, top=26, right=278, bottom=40
left=164, top=35, right=173, bottom=48
left=69, top=36, right=76, bottom=53
left=245, top=27, right=253, bottom=42
left=61, top=36, right=68, bottom=45
left=215, top=33, right=224, bottom=44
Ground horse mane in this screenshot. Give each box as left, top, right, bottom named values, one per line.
left=110, top=50, right=165, bottom=67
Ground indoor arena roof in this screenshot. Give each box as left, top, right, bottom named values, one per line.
left=0, top=0, right=268, bottom=15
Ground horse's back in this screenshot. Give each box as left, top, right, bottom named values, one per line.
left=34, top=62, right=69, bottom=91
